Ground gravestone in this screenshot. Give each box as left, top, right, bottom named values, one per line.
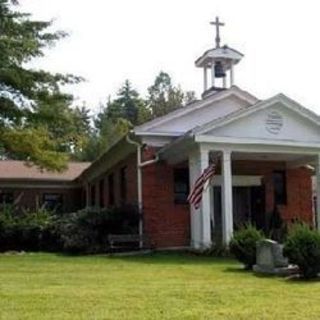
left=253, top=239, right=298, bottom=276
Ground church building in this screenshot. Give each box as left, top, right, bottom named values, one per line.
left=1, top=18, right=320, bottom=249
left=79, top=17, right=320, bottom=249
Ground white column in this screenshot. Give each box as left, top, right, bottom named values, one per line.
left=230, top=62, right=234, bottom=87
left=189, top=150, right=202, bottom=248
left=200, top=148, right=212, bottom=248
left=211, top=62, right=215, bottom=88
left=316, top=154, right=320, bottom=230
left=221, top=150, right=233, bottom=244
left=203, top=67, right=208, bottom=92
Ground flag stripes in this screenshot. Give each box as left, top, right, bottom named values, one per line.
left=188, top=163, right=216, bottom=209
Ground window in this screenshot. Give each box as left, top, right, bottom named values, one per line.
left=90, top=184, right=96, bottom=207
left=173, top=168, right=189, bottom=204
left=120, top=166, right=127, bottom=203
left=0, top=192, right=14, bottom=205
left=99, top=179, right=105, bottom=208
left=108, top=173, right=115, bottom=206
left=273, top=171, right=287, bottom=205
left=43, top=194, right=63, bottom=212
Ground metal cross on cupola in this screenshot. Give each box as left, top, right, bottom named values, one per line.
left=195, top=17, right=244, bottom=98
left=210, top=16, right=225, bottom=48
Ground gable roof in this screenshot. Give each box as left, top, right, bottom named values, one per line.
left=193, top=93, right=320, bottom=135
left=134, top=86, right=259, bottom=135
left=0, top=161, right=91, bottom=182
left=158, top=93, right=320, bottom=158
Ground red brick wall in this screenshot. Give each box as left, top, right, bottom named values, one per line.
left=141, top=148, right=190, bottom=248
left=86, top=148, right=190, bottom=248
left=88, top=152, right=138, bottom=208
left=85, top=152, right=313, bottom=248
left=140, top=157, right=313, bottom=248
left=231, top=160, right=313, bottom=224
left=280, top=168, right=313, bottom=224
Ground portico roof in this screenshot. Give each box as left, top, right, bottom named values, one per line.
left=158, top=92, right=320, bottom=165
left=193, top=93, right=320, bottom=136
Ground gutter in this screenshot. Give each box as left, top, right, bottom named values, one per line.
left=126, top=134, right=159, bottom=248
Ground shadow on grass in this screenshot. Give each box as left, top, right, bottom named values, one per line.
left=223, top=265, right=320, bottom=283
left=223, top=266, right=250, bottom=274
left=15, top=251, right=241, bottom=268
left=223, top=266, right=285, bottom=279
left=284, top=275, right=320, bottom=284
left=107, top=251, right=237, bottom=266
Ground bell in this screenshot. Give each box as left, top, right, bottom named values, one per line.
left=214, top=61, right=226, bottom=78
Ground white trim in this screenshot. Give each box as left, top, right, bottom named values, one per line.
left=195, top=94, right=320, bottom=136
left=196, top=135, right=320, bottom=149
left=135, top=131, right=182, bottom=137
left=211, top=175, right=262, bottom=187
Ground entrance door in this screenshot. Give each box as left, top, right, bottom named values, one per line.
left=233, top=187, right=251, bottom=229
left=250, top=186, right=266, bottom=230
left=212, top=185, right=266, bottom=241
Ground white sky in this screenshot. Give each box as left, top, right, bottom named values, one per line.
left=20, top=0, right=320, bottom=114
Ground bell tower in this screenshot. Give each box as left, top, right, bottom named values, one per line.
left=195, top=17, right=243, bottom=97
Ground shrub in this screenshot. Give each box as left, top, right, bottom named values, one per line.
left=283, top=223, right=320, bottom=279
left=0, top=207, right=60, bottom=252
left=59, top=205, right=139, bottom=253
left=229, top=224, right=265, bottom=270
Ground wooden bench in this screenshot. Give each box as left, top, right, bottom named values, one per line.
left=108, top=234, right=150, bottom=251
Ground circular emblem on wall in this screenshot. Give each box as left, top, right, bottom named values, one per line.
left=265, top=111, right=284, bottom=135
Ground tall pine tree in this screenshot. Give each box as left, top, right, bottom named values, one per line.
left=0, top=0, right=81, bottom=170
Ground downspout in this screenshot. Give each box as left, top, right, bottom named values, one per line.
left=126, top=134, right=159, bottom=248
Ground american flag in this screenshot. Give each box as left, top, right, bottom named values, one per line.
left=188, top=163, right=216, bottom=210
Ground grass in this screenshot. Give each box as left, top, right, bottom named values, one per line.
left=0, top=252, right=320, bottom=319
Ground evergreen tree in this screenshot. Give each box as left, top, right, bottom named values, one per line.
left=0, top=0, right=81, bottom=170
left=79, top=75, right=195, bottom=161
left=106, top=80, right=147, bottom=126
left=147, top=71, right=185, bottom=118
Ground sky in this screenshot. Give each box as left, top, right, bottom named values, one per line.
left=20, top=0, right=320, bottom=114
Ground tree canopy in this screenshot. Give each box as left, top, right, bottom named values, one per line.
left=0, top=1, right=197, bottom=165
left=82, top=73, right=196, bottom=161
left=0, top=0, right=82, bottom=170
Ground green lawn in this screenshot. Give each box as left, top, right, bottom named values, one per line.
left=0, top=252, right=319, bottom=319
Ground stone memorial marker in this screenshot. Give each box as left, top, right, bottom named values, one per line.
left=253, top=239, right=297, bottom=276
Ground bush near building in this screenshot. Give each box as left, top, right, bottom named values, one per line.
left=283, top=223, right=320, bottom=279
left=229, top=224, right=265, bottom=270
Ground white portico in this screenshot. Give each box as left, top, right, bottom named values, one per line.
left=153, top=91, right=320, bottom=248
left=134, top=17, right=320, bottom=249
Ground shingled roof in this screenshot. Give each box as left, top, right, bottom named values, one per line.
left=0, top=160, right=91, bottom=182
